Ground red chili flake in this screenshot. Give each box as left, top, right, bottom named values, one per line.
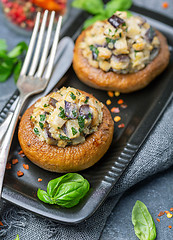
left=6, top=163, right=11, bottom=170
left=158, top=211, right=165, bottom=217
left=168, top=225, right=172, bottom=229
left=111, top=107, right=120, bottom=113
left=12, top=159, right=18, bottom=165
left=0, top=221, right=3, bottom=226
left=120, top=104, right=127, bottom=109
left=23, top=164, right=29, bottom=170
left=156, top=218, right=160, bottom=222
left=170, top=208, right=173, bottom=212
left=38, top=178, right=42, bottom=182
left=117, top=99, right=124, bottom=104
left=18, top=150, right=23, bottom=155
left=118, top=123, right=125, bottom=128
left=162, top=2, right=169, bottom=8
left=17, top=171, right=24, bottom=177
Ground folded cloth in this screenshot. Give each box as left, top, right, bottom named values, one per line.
left=0, top=98, right=172, bottom=240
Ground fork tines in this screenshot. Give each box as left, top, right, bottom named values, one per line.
left=20, top=11, right=62, bottom=80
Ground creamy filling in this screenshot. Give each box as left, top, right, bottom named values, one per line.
left=31, top=87, right=103, bottom=147
left=79, top=11, right=160, bottom=74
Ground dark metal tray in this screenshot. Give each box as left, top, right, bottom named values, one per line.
left=1, top=6, right=173, bottom=224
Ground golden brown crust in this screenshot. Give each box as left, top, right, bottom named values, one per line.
left=18, top=91, right=114, bottom=173
left=73, top=28, right=170, bottom=93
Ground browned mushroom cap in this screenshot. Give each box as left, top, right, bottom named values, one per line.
left=18, top=91, right=114, bottom=173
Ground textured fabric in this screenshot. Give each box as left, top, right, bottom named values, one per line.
left=0, top=1, right=173, bottom=239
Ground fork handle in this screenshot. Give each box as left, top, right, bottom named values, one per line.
left=0, top=94, right=27, bottom=198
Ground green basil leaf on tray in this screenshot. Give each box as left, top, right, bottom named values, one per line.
left=15, top=234, right=20, bottom=240
left=83, top=14, right=106, bottom=29
left=105, top=0, right=132, bottom=18
left=37, top=173, right=90, bottom=208
left=132, top=200, right=156, bottom=240
left=37, top=189, right=54, bottom=204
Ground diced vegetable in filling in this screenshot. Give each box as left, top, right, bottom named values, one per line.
left=79, top=11, right=160, bottom=73
left=31, top=87, right=103, bottom=147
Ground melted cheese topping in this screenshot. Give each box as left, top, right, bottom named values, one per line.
left=31, top=87, right=103, bottom=147
left=79, top=11, right=160, bottom=73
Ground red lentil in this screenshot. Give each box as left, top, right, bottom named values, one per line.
left=17, top=171, right=24, bottom=177
left=6, top=163, right=12, bottom=169
left=158, top=211, right=165, bottom=217
left=162, top=2, right=169, bottom=8
left=156, top=218, right=160, bottom=222
left=111, top=107, right=120, bottom=113
left=12, top=159, right=18, bottom=165
left=118, top=123, right=125, bottom=128
left=117, top=99, right=124, bottom=104
left=170, top=208, right=173, bottom=212
left=38, top=178, right=43, bottom=182
left=107, top=91, right=114, bottom=97
left=120, top=104, right=127, bottom=109
left=0, top=221, right=3, bottom=226
left=23, top=164, right=29, bottom=170
left=168, top=225, right=172, bottom=229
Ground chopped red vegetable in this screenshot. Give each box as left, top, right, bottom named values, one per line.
left=17, top=171, right=24, bottom=177
left=23, top=164, right=29, bottom=170
left=12, top=159, right=18, bottom=165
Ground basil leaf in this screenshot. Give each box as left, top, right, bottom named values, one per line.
left=72, top=0, right=104, bottom=15
left=83, top=15, right=106, bottom=29
left=14, top=60, right=22, bottom=83
left=15, top=234, right=20, bottom=240
left=132, top=200, right=156, bottom=240
left=47, top=173, right=84, bottom=197
left=40, top=114, right=46, bottom=121
left=37, top=189, right=54, bottom=204
left=54, top=179, right=90, bottom=208
left=39, top=122, right=44, bottom=129
left=58, top=106, right=66, bottom=119
left=59, top=134, right=70, bottom=140
left=71, top=127, right=77, bottom=136
left=105, top=0, right=132, bottom=18
left=34, top=127, right=40, bottom=135
left=78, top=115, right=85, bottom=132
left=0, top=39, right=7, bottom=52
left=70, top=92, right=76, bottom=100
left=8, top=42, right=28, bottom=58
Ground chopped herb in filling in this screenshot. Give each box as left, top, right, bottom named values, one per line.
left=58, top=106, right=66, bottom=119
left=71, top=127, right=78, bottom=136
left=70, top=92, right=76, bottom=100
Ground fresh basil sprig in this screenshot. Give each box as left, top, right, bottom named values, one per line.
left=0, top=39, right=28, bottom=83
left=72, top=0, right=132, bottom=29
left=132, top=200, right=156, bottom=240
left=37, top=173, right=90, bottom=208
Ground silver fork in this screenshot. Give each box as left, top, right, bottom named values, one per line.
left=0, top=11, right=62, bottom=197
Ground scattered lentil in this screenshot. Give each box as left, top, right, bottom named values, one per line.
left=0, top=221, right=3, bottom=226
left=162, top=2, right=169, bottom=8
left=17, top=171, right=24, bottom=177
left=120, top=104, right=127, bottom=109
left=118, top=99, right=124, bottom=104
left=23, top=164, right=29, bottom=170
left=158, top=211, right=165, bottom=217
left=156, top=218, right=160, bottom=222
left=118, top=123, right=125, bottom=128
left=107, top=91, right=114, bottom=97
left=168, top=225, right=172, bottom=229
left=12, top=159, right=18, bottom=165
left=165, top=211, right=170, bottom=214
left=115, top=91, right=120, bottom=97
left=6, top=162, right=11, bottom=169
left=111, top=107, right=120, bottom=113
left=38, top=178, right=43, bottom=182
left=106, top=99, right=112, bottom=105
left=114, top=116, right=121, bottom=122
left=170, top=208, right=173, bottom=212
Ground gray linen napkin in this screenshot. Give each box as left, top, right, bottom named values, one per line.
left=0, top=98, right=172, bottom=240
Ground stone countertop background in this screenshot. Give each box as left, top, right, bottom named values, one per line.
left=0, top=0, right=173, bottom=239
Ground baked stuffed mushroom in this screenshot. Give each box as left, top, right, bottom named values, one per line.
left=18, top=87, right=114, bottom=173
left=73, top=11, right=170, bottom=93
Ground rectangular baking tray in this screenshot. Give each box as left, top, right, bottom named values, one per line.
left=1, top=6, right=173, bottom=224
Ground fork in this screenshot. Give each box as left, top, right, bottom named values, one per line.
left=0, top=10, right=62, bottom=197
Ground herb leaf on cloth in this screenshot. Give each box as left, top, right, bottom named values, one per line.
left=132, top=200, right=156, bottom=240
